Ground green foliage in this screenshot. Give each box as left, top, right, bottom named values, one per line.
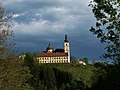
left=22, top=57, right=120, bottom=90
left=17, top=84, right=34, bottom=90
left=83, top=57, right=89, bottom=64
left=24, top=52, right=35, bottom=69
left=70, top=56, right=77, bottom=63
left=0, top=56, right=31, bottom=90
left=25, top=63, right=96, bottom=90
left=89, top=0, right=120, bottom=64
left=22, top=58, right=120, bottom=90
left=89, top=1, right=120, bottom=89
left=0, top=3, right=32, bottom=90
left=27, top=64, right=57, bottom=90
left=89, top=64, right=120, bottom=90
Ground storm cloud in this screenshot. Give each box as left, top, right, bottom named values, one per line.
left=2, top=0, right=106, bottom=61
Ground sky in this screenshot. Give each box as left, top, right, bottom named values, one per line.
left=1, top=0, right=106, bottom=61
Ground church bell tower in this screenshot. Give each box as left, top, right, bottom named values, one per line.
left=64, top=34, right=70, bottom=63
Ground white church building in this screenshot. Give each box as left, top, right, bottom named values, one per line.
left=35, top=34, right=70, bottom=63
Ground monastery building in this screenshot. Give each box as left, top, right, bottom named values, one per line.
left=36, top=35, right=70, bottom=63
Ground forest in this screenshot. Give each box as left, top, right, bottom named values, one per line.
left=19, top=52, right=119, bottom=90
left=0, top=0, right=120, bottom=90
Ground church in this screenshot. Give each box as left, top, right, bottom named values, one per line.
left=35, top=34, right=70, bottom=63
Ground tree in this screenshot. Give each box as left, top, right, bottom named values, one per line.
left=89, top=0, right=120, bottom=64
left=24, top=52, right=35, bottom=70
left=70, top=56, right=77, bottom=63
left=0, top=3, right=13, bottom=59
left=83, top=57, right=89, bottom=64
left=0, top=57, right=32, bottom=90
left=0, top=3, right=31, bottom=90
left=89, top=1, right=120, bottom=89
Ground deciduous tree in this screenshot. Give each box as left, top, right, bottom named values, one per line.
left=0, top=3, right=31, bottom=90
left=0, top=3, right=13, bottom=59
left=89, top=0, right=120, bottom=64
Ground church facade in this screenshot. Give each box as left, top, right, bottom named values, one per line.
left=35, top=35, right=70, bottom=63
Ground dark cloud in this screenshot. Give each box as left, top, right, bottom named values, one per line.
left=2, top=0, right=106, bottom=61
left=4, top=0, right=60, bottom=12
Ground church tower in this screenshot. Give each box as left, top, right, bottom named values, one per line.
left=64, top=34, right=70, bottom=63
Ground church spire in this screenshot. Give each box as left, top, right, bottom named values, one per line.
left=48, top=43, right=51, bottom=47
left=64, top=34, right=68, bottom=42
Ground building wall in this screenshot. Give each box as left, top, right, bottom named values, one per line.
left=36, top=56, right=68, bottom=63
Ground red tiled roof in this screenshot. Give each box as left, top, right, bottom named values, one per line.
left=36, top=52, right=68, bottom=57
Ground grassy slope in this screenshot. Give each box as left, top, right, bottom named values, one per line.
left=50, top=63, right=95, bottom=88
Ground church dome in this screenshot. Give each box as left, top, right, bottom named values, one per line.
left=46, top=43, right=53, bottom=52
